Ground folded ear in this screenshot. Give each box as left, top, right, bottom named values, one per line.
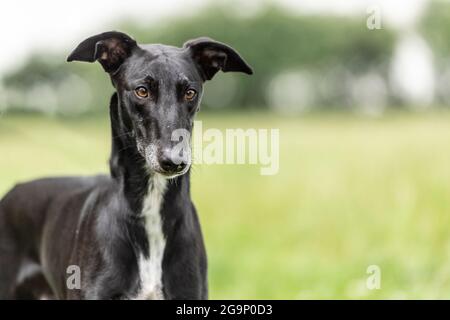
left=67, top=31, right=137, bottom=73
left=184, top=37, right=253, bottom=81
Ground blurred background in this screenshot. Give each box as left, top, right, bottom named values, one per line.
left=1, top=0, right=450, bottom=298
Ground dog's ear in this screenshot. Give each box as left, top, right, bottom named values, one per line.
left=67, top=31, right=137, bottom=73
left=184, top=37, right=253, bottom=81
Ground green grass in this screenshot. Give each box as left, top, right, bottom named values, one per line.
left=1, top=111, right=450, bottom=299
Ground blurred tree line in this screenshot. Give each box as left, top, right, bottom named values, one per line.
left=0, top=3, right=423, bottom=116
left=421, top=0, right=450, bottom=105
left=422, top=0, right=450, bottom=58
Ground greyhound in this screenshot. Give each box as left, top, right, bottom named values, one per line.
left=0, top=31, right=252, bottom=300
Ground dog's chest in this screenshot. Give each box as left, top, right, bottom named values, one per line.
left=133, top=176, right=167, bottom=300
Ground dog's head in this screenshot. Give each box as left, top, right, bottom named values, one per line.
left=68, top=31, right=252, bottom=178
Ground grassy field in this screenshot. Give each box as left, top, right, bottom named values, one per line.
left=1, top=111, right=450, bottom=299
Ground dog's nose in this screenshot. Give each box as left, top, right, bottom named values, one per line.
left=159, top=149, right=187, bottom=173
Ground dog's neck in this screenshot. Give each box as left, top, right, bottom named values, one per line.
left=107, top=93, right=190, bottom=215
left=106, top=93, right=193, bottom=299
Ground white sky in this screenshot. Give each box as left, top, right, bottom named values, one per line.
left=0, top=0, right=430, bottom=75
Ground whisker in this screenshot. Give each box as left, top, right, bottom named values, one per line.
left=112, top=131, right=134, bottom=139
left=116, top=144, right=134, bottom=154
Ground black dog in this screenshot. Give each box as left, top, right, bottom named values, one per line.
left=0, top=31, right=252, bottom=300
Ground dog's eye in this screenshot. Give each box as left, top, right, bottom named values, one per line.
left=134, top=86, right=149, bottom=99
left=184, top=89, right=197, bottom=101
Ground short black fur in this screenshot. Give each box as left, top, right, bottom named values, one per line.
left=0, top=31, right=252, bottom=300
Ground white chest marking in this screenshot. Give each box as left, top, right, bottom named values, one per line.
left=134, top=174, right=167, bottom=300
